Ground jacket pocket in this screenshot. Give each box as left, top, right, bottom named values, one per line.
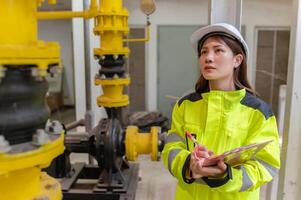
left=183, top=123, right=202, bottom=151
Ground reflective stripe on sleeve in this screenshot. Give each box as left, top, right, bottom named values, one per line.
left=257, top=159, right=279, bottom=177
left=168, top=148, right=182, bottom=176
left=195, top=178, right=206, bottom=185
left=165, top=133, right=185, bottom=144
left=239, top=165, right=253, bottom=192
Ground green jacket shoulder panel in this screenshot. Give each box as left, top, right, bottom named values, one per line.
left=240, top=92, right=274, bottom=120
left=177, top=92, right=203, bottom=107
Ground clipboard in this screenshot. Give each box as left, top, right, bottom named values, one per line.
left=203, top=140, right=273, bottom=167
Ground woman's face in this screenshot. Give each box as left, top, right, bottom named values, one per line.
left=199, top=37, right=242, bottom=81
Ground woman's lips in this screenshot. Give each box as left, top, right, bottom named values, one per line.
left=204, top=66, right=216, bottom=70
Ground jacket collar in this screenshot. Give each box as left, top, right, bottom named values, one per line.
left=201, top=88, right=246, bottom=102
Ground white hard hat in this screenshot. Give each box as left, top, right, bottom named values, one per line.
left=190, top=23, right=249, bottom=58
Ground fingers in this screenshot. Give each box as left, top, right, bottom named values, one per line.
left=217, top=159, right=227, bottom=171
left=195, top=145, right=207, bottom=151
left=202, top=160, right=227, bottom=177
left=208, top=150, right=214, bottom=156
left=193, top=145, right=213, bottom=159
left=195, top=150, right=210, bottom=158
left=190, top=156, right=205, bottom=179
left=201, top=166, right=224, bottom=177
left=190, top=156, right=227, bottom=178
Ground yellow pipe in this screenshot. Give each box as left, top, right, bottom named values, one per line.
left=0, top=134, right=64, bottom=200
left=123, top=24, right=150, bottom=43
left=0, top=0, right=37, bottom=45
left=136, top=133, right=152, bottom=153
left=125, top=126, right=159, bottom=161
left=37, top=0, right=98, bottom=20
left=37, top=11, right=87, bottom=19
left=48, top=0, right=56, bottom=4
left=101, top=0, right=122, bottom=10
left=94, top=0, right=128, bottom=55
left=90, top=0, right=98, bottom=10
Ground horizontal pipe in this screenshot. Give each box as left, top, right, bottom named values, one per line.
left=65, top=133, right=91, bottom=153
left=37, top=11, right=87, bottom=19
left=65, top=119, right=85, bottom=131
left=37, top=0, right=98, bottom=20
left=123, top=25, right=150, bottom=43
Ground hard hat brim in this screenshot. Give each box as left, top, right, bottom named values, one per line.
left=190, top=23, right=249, bottom=57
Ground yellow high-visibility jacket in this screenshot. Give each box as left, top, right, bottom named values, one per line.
left=162, top=89, right=280, bottom=200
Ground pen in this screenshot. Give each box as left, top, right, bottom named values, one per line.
left=185, top=131, right=199, bottom=146
left=185, top=131, right=203, bottom=161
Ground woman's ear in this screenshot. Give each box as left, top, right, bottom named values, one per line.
left=234, top=54, right=243, bottom=68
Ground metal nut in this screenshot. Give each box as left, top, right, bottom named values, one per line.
left=113, top=74, right=119, bottom=79
left=0, top=66, right=6, bottom=79
left=32, top=129, right=49, bottom=146
left=100, top=74, right=106, bottom=79
left=113, top=55, right=119, bottom=60
left=31, top=67, right=39, bottom=77
left=45, top=120, right=64, bottom=135
left=0, top=135, right=11, bottom=153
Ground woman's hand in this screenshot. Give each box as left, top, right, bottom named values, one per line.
left=190, top=146, right=227, bottom=179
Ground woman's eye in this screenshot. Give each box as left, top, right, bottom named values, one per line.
left=216, top=48, right=224, bottom=53
left=200, top=50, right=206, bottom=55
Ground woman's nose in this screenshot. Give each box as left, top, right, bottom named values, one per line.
left=205, top=52, right=214, bottom=63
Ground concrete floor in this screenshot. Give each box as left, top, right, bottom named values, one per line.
left=51, top=107, right=270, bottom=200
left=135, top=156, right=177, bottom=200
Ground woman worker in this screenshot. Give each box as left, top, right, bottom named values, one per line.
left=162, top=23, right=280, bottom=200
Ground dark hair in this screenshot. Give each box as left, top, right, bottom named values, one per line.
left=195, top=35, right=256, bottom=95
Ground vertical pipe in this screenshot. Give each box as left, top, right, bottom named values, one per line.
left=83, top=0, right=93, bottom=132
left=0, top=0, right=37, bottom=45
left=83, top=0, right=94, bottom=164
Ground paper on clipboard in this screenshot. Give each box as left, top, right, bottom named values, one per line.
left=203, top=140, right=273, bottom=167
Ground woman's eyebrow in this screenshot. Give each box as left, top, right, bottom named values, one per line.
left=201, top=44, right=224, bottom=49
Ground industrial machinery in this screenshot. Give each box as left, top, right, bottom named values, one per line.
left=0, top=0, right=162, bottom=200
left=0, top=1, right=64, bottom=200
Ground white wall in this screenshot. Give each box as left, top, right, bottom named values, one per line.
left=124, top=0, right=209, bottom=111
left=125, top=0, right=292, bottom=111
left=39, top=0, right=292, bottom=120
left=38, top=20, right=75, bottom=106
left=242, top=0, right=292, bottom=85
